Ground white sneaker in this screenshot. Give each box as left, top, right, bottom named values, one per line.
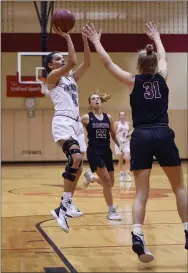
left=132, top=232, right=154, bottom=263
left=51, top=207, right=69, bottom=233
left=119, top=171, right=125, bottom=182
left=83, top=169, right=93, bottom=188
left=71, top=201, right=84, bottom=217
left=120, top=181, right=126, bottom=190
left=125, top=172, right=132, bottom=182
left=64, top=199, right=83, bottom=218
left=107, top=207, right=122, bottom=221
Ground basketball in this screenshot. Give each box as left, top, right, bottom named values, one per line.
left=51, top=9, right=75, bottom=33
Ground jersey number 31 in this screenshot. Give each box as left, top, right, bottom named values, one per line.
left=143, top=81, right=161, bottom=99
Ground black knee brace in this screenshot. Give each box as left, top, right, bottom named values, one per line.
left=62, top=139, right=82, bottom=182
left=62, top=139, right=80, bottom=158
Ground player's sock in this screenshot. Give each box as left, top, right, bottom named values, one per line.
left=62, top=192, right=72, bottom=204
left=183, top=222, right=188, bottom=249
left=183, top=222, right=188, bottom=231
left=133, top=224, right=143, bottom=236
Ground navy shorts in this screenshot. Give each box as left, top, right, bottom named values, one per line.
left=130, top=125, right=181, bottom=171
left=87, top=146, right=114, bottom=173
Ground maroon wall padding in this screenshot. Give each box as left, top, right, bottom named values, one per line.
left=1, top=33, right=188, bottom=52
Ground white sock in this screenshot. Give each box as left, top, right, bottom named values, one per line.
left=108, top=205, right=114, bottom=211
left=62, top=192, right=72, bottom=205
left=133, top=224, right=144, bottom=236
left=183, top=222, right=188, bottom=231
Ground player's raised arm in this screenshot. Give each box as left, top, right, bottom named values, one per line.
left=145, top=21, right=167, bottom=80
left=47, top=26, right=77, bottom=85
left=72, top=34, right=91, bottom=82
left=82, top=23, right=134, bottom=87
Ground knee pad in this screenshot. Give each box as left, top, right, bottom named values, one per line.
left=62, top=139, right=80, bottom=157
left=62, top=140, right=82, bottom=182
left=62, top=165, right=78, bottom=181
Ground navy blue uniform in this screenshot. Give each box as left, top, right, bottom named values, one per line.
left=86, top=112, right=114, bottom=172
left=130, top=73, right=181, bottom=170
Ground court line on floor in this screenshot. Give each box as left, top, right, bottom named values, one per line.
left=36, top=219, right=78, bottom=273
left=2, top=209, right=180, bottom=219
left=51, top=243, right=184, bottom=249
left=43, top=222, right=183, bottom=228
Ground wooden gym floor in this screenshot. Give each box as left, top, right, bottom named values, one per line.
left=2, top=162, right=188, bottom=272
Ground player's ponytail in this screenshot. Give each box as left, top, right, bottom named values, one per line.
left=146, top=44, right=154, bottom=55
left=100, top=93, right=111, bottom=103
left=137, top=44, right=158, bottom=74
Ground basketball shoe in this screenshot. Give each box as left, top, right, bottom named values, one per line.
left=107, top=207, right=122, bottom=221
left=131, top=232, right=154, bottom=263
left=51, top=206, right=69, bottom=233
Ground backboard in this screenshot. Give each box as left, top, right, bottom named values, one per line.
left=17, top=51, right=69, bottom=84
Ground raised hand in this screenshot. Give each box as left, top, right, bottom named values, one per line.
left=52, top=25, right=70, bottom=39
left=145, top=21, right=160, bottom=41
left=82, top=23, right=102, bottom=43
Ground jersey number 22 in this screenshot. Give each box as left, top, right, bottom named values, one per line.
left=96, top=129, right=107, bottom=138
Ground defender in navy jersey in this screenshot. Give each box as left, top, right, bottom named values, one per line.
left=83, top=21, right=188, bottom=262
left=43, top=26, right=91, bottom=233
left=81, top=93, right=121, bottom=220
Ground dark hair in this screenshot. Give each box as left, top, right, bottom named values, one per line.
left=146, top=44, right=153, bottom=55
left=137, top=44, right=158, bottom=74
left=44, top=51, right=59, bottom=74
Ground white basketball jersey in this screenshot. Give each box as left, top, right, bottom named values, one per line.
left=49, top=75, right=80, bottom=119
left=116, top=121, right=129, bottom=142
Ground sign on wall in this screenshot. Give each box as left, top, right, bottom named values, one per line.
left=7, top=73, right=44, bottom=97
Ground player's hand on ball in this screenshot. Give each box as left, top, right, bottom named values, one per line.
left=53, top=25, right=70, bottom=39
left=145, top=21, right=160, bottom=41
left=82, top=23, right=102, bottom=43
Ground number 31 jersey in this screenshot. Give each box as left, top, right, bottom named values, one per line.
left=130, top=73, right=169, bottom=128
left=49, top=75, right=79, bottom=120
left=86, top=112, right=110, bottom=149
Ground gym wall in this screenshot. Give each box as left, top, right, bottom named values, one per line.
left=2, top=1, right=188, bottom=161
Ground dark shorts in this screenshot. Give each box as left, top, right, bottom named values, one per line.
left=87, top=146, right=114, bottom=173
left=130, top=125, right=181, bottom=171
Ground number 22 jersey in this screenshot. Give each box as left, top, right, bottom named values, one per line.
left=130, top=73, right=169, bottom=128
left=86, top=112, right=110, bottom=150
